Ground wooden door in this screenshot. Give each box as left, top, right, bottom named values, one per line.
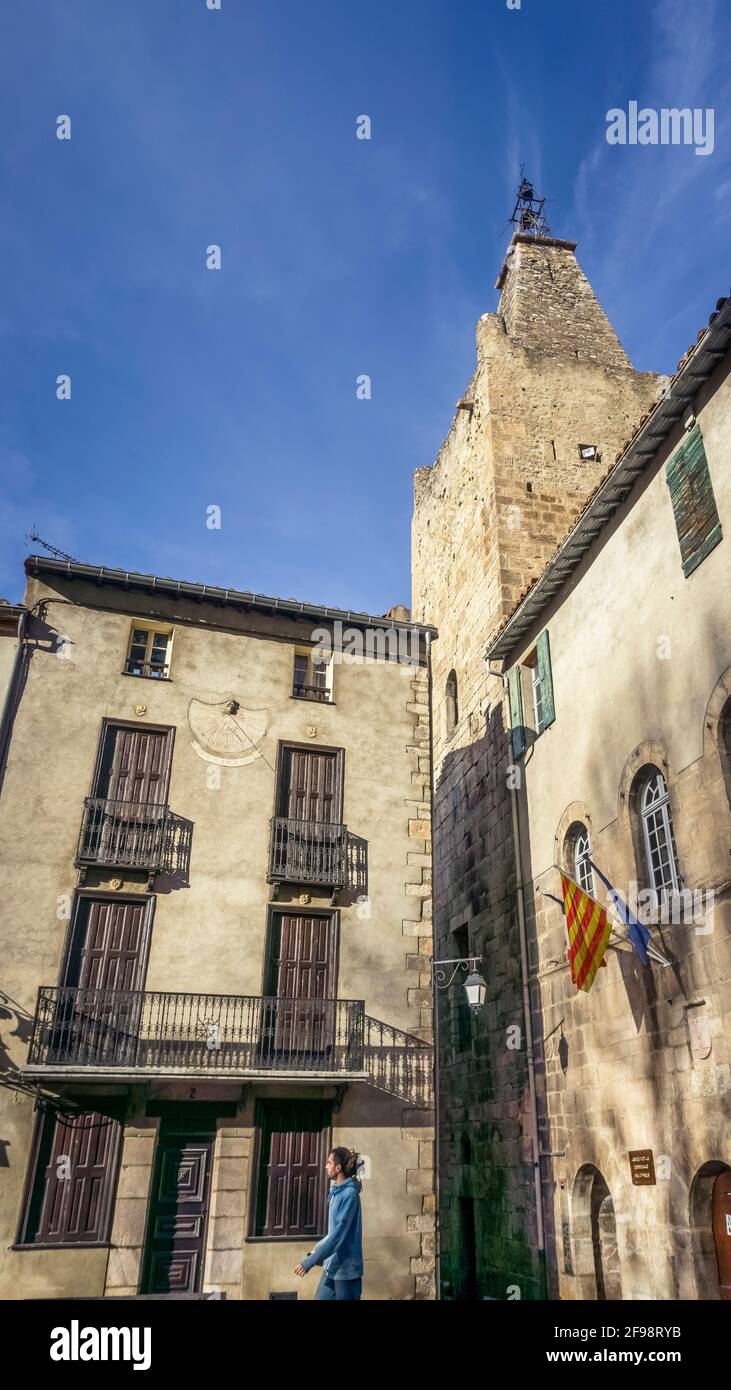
left=55, top=898, right=150, bottom=1066
left=276, top=745, right=344, bottom=882
left=267, top=913, right=337, bottom=1058
left=97, top=725, right=171, bottom=805
left=712, top=1170, right=731, bottom=1299
left=142, top=1125, right=214, bottom=1295
left=66, top=898, right=149, bottom=991
left=93, top=725, right=172, bottom=865
left=32, top=1108, right=122, bottom=1245
left=253, top=1101, right=329, bottom=1238
left=278, top=746, right=341, bottom=823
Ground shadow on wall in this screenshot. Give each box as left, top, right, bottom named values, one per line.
left=0, top=990, right=36, bottom=1161
left=0, top=608, right=67, bottom=797
left=155, top=813, right=195, bottom=892
left=432, top=698, right=553, bottom=1301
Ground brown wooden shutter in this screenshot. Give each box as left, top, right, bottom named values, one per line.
left=97, top=725, right=172, bottom=804
left=278, top=746, right=342, bottom=822
left=273, top=913, right=336, bottom=1001
left=255, top=1101, right=329, bottom=1238
left=666, top=426, right=722, bottom=577
left=66, top=897, right=149, bottom=991
left=25, top=1106, right=122, bottom=1245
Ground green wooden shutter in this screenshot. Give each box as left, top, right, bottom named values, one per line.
left=536, top=629, right=555, bottom=730
left=666, top=426, right=722, bottom=577
left=507, top=666, right=525, bottom=759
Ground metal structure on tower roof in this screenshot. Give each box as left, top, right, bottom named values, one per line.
left=509, top=167, right=551, bottom=238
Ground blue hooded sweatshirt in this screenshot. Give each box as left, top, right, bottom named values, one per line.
left=301, top=1176, right=363, bottom=1280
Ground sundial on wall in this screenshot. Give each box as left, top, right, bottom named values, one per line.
left=188, top=696, right=268, bottom=767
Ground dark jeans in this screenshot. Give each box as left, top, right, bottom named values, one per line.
left=315, top=1272, right=362, bottom=1301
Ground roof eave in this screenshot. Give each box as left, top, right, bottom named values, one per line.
left=23, top=557, right=438, bottom=639
left=485, top=293, right=731, bottom=664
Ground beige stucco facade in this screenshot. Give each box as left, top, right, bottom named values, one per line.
left=490, top=343, right=731, bottom=1300
left=0, top=566, right=435, bottom=1300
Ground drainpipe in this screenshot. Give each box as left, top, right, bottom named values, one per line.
left=498, top=665, right=547, bottom=1298
left=0, top=608, right=28, bottom=788
left=424, top=629, right=441, bottom=1301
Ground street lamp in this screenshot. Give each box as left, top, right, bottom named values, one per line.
left=463, top=969, right=487, bottom=1013
left=430, top=954, right=486, bottom=1300
left=431, top=955, right=487, bottom=1012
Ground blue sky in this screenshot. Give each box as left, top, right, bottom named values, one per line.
left=1, top=0, right=729, bottom=612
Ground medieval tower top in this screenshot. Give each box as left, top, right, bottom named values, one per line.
left=494, top=173, right=631, bottom=369
left=412, top=173, right=664, bottom=754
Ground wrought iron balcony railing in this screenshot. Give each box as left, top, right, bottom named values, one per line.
left=364, top=1015, right=433, bottom=1110
left=76, top=798, right=190, bottom=874
left=123, top=658, right=170, bottom=679
left=292, top=681, right=331, bottom=703
left=27, top=987, right=366, bottom=1075
left=25, top=988, right=434, bottom=1106
left=268, top=816, right=347, bottom=887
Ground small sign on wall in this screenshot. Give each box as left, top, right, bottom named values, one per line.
left=628, top=1149, right=656, bottom=1185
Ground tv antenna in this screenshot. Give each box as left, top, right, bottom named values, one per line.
left=26, top=530, right=80, bottom=564
left=509, top=166, right=551, bottom=238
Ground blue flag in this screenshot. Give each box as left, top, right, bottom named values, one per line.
left=588, top=859, right=651, bottom=965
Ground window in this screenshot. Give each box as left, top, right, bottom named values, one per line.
left=530, top=660, right=544, bottom=732
left=639, top=769, right=681, bottom=896
left=446, top=670, right=459, bottom=738
left=666, top=425, right=722, bottom=577
left=17, top=1103, right=123, bottom=1247
left=292, top=651, right=332, bottom=703
left=124, top=625, right=172, bottom=679
left=251, top=1100, right=330, bottom=1239
left=578, top=444, right=600, bottom=462
left=508, top=629, right=555, bottom=755
left=565, top=822, right=594, bottom=894
left=508, top=665, right=525, bottom=759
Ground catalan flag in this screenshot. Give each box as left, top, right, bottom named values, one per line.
left=560, top=873, right=613, bottom=992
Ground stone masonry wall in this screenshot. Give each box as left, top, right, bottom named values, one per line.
left=412, top=235, right=664, bottom=1298
left=497, top=235, right=631, bottom=369
left=403, top=663, right=436, bottom=1296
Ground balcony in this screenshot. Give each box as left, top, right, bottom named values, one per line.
left=123, top=658, right=170, bottom=680
left=27, top=987, right=365, bottom=1075
left=268, top=816, right=347, bottom=889
left=24, top=987, right=433, bottom=1107
left=76, top=798, right=191, bottom=878
left=292, top=681, right=331, bottom=703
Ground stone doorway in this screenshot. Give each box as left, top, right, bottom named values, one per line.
left=572, top=1164, right=623, bottom=1299
left=689, top=1160, right=731, bottom=1299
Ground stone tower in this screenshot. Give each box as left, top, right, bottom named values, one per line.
left=412, top=218, right=663, bottom=1298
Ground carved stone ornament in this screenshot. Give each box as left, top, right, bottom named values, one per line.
left=135, top=704, right=147, bottom=717
left=109, top=878, right=123, bottom=891
left=688, top=1010, right=712, bottom=1062
left=188, top=696, right=268, bottom=767
left=306, top=725, right=317, bottom=738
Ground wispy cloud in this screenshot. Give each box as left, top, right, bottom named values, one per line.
left=570, top=0, right=730, bottom=363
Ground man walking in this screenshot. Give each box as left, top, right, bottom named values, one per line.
left=294, top=1147, right=363, bottom=1300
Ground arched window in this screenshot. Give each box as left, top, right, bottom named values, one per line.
left=446, top=670, right=458, bottom=738
left=639, top=769, right=681, bottom=895
left=565, top=821, right=594, bottom=895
